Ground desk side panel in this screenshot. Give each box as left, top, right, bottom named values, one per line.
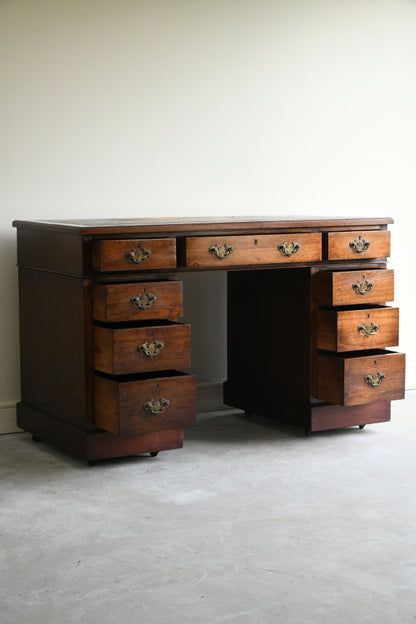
left=15, top=228, right=86, bottom=275
left=17, top=268, right=93, bottom=429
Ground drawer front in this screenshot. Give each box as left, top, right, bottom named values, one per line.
left=94, top=373, right=196, bottom=435
left=317, top=307, right=399, bottom=352
left=93, top=281, right=183, bottom=322
left=180, top=233, right=322, bottom=268
left=314, top=269, right=394, bottom=306
left=94, top=323, right=191, bottom=375
left=326, top=230, right=390, bottom=260
left=316, top=350, right=405, bottom=406
left=92, top=238, right=176, bottom=272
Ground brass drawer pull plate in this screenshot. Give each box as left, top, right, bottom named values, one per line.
left=138, top=341, right=164, bottom=358
left=365, top=372, right=386, bottom=387
left=352, top=276, right=374, bottom=295
left=349, top=236, right=370, bottom=254
left=209, top=243, right=234, bottom=260
left=126, top=245, right=152, bottom=264
left=278, top=241, right=301, bottom=256
left=358, top=322, right=379, bottom=337
left=130, top=293, right=157, bottom=309
left=144, top=398, right=170, bottom=415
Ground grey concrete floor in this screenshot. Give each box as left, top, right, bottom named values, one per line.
left=1, top=394, right=416, bottom=624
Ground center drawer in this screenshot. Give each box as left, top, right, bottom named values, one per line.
left=94, top=321, right=191, bottom=375
left=179, top=233, right=322, bottom=268
left=94, top=371, right=196, bottom=436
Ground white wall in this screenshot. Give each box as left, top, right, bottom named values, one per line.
left=2, top=0, right=416, bottom=430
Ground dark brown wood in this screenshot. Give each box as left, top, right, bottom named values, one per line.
left=317, top=306, right=399, bottom=351
left=92, top=238, right=176, bottom=272
left=18, top=268, right=92, bottom=427
left=13, top=216, right=404, bottom=460
left=93, top=281, right=183, bottom=322
left=94, top=372, right=196, bottom=435
left=179, top=233, right=322, bottom=268
left=315, top=350, right=405, bottom=406
left=93, top=322, right=191, bottom=375
left=17, top=402, right=184, bottom=461
left=313, top=269, right=394, bottom=306
left=311, top=401, right=391, bottom=431
left=16, top=228, right=86, bottom=275
left=324, top=230, right=390, bottom=261
left=13, top=216, right=394, bottom=236
left=86, top=428, right=185, bottom=461
left=226, top=268, right=312, bottom=412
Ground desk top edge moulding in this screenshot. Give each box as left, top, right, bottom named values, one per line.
left=13, top=216, right=404, bottom=462
left=12, top=215, right=394, bottom=235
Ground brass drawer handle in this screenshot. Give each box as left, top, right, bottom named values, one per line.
left=365, top=372, right=386, bottom=387
left=138, top=340, right=164, bottom=358
left=278, top=241, right=301, bottom=256
left=130, top=293, right=157, bottom=309
left=358, top=322, right=379, bottom=337
left=352, top=276, right=374, bottom=295
left=209, top=243, right=234, bottom=260
left=349, top=236, right=370, bottom=254
left=144, top=398, right=170, bottom=415
left=126, top=245, right=152, bottom=264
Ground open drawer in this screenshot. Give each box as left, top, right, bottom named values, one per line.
left=315, top=349, right=405, bottom=406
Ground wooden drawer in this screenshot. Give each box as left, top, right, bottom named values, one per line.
left=325, top=230, right=390, bottom=260
left=314, top=269, right=394, bottom=306
left=179, top=233, right=322, bottom=268
left=94, top=322, right=191, bottom=375
left=315, top=349, right=405, bottom=406
left=93, top=281, right=183, bottom=322
left=94, top=371, right=196, bottom=435
left=91, top=238, right=176, bottom=272
left=317, top=306, right=399, bottom=352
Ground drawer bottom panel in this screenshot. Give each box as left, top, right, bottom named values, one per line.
left=311, top=401, right=391, bottom=432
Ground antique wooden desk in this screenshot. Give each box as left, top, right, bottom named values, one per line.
left=13, top=216, right=405, bottom=462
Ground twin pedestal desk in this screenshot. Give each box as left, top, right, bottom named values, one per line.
left=13, top=216, right=406, bottom=462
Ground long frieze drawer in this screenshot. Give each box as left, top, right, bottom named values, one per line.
left=315, top=350, right=405, bottom=406
left=179, top=233, right=322, bottom=268
left=93, top=281, right=183, bottom=322
left=317, top=306, right=399, bottom=352
left=94, top=322, right=191, bottom=375
left=94, top=372, right=196, bottom=436
left=314, top=269, right=394, bottom=306
left=325, top=230, right=390, bottom=260
left=91, top=238, right=176, bottom=272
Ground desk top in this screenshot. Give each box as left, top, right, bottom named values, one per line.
left=13, top=216, right=393, bottom=236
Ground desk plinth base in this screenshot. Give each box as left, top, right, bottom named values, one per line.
left=223, top=382, right=391, bottom=433
left=16, top=403, right=184, bottom=462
